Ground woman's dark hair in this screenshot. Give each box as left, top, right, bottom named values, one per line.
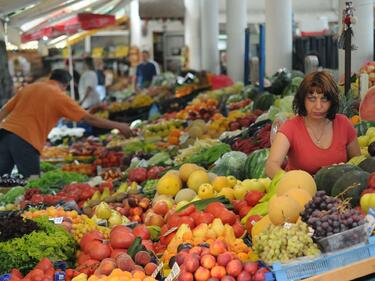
left=293, top=70, right=339, bottom=120
left=83, top=57, right=95, bottom=70
left=50, top=69, right=72, bottom=85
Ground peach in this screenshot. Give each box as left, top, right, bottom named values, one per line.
left=217, top=252, right=234, bottom=267
left=134, top=251, right=151, bottom=266
left=144, top=263, right=157, bottom=276
left=116, top=253, right=135, bottom=272
left=184, top=254, right=200, bottom=272
left=243, top=262, right=258, bottom=274
left=211, top=266, right=226, bottom=279
left=200, top=254, right=216, bottom=270
left=226, top=259, right=243, bottom=277
left=176, top=251, right=189, bottom=266
left=194, top=266, right=211, bottom=281
left=98, top=258, right=116, bottom=276
left=237, top=271, right=252, bottom=281
left=221, top=276, right=235, bottom=281
left=153, top=201, right=169, bottom=216
left=178, top=271, right=194, bottom=281
left=189, top=246, right=202, bottom=255
left=201, top=247, right=210, bottom=256
left=207, top=278, right=220, bottom=281
left=209, top=240, right=227, bottom=256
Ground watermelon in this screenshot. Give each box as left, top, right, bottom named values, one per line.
left=253, top=93, right=275, bottom=111
left=244, top=148, right=270, bottom=179
left=355, top=121, right=375, bottom=136
left=314, top=164, right=361, bottom=195
left=331, top=170, right=370, bottom=207
left=358, top=157, right=375, bottom=173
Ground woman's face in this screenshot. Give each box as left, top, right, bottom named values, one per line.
left=304, top=86, right=331, bottom=120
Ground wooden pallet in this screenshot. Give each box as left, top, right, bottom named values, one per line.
left=301, top=256, right=375, bottom=281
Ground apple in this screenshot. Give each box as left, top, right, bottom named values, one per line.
left=242, top=179, right=266, bottom=192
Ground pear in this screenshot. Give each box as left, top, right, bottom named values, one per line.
left=100, top=187, right=111, bottom=201
left=108, top=210, right=123, bottom=227
left=95, top=202, right=112, bottom=219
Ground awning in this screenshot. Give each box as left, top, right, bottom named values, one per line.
left=21, top=12, right=116, bottom=43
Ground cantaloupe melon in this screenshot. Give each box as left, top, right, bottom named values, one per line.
left=276, top=170, right=317, bottom=196
left=251, top=215, right=272, bottom=240
left=179, top=163, right=202, bottom=182
left=283, top=188, right=312, bottom=210
left=268, top=195, right=300, bottom=225
left=187, top=170, right=210, bottom=191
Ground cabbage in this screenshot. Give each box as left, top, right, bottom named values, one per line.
left=255, top=106, right=281, bottom=122
left=210, top=151, right=248, bottom=179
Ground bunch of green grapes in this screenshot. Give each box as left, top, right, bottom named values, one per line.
left=253, top=222, right=320, bottom=264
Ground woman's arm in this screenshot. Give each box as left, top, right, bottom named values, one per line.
left=347, top=138, right=361, bottom=159
left=265, top=133, right=290, bottom=179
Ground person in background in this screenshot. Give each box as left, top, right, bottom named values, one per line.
left=265, top=71, right=361, bottom=178
left=79, top=57, right=100, bottom=109
left=95, top=59, right=106, bottom=101
left=134, top=50, right=157, bottom=90
left=0, top=69, right=132, bottom=178
left=65, top=60, right=81, bottom=101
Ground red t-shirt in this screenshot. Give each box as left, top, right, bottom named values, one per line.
left=278, top=114, right=357, bottom=175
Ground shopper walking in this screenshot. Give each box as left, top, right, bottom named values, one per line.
left=79, top=57, right=100, bottom=109
left=0, top=69, right=132, bottom=178
left=134, top=50, right=157, bottom=90
left=265, top=71, right=361, bottom=178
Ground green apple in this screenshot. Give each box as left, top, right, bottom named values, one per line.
left=233, top=184, right=248, bottom=200
left=258, top=178, right=272, bottom=192
left=242, top=179, right=266, bottom=192
left=358, top=135, right=369, bottom=148
left=366, top=127, right=375, bottom=138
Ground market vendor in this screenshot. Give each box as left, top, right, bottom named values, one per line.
left=265, top=71, right=361, bottom=178
left=0, top=69, right=132, bottom=178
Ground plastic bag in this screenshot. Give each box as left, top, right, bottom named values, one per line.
left=270, top=112, right=294, bottom=144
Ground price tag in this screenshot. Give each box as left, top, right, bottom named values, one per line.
left=163, top=227, right=178, bottom=237
left=49, top=217, right=64, bottom=224
left=73, top=160, right=80, bottom=165
left=97, top=165, right=103, bottom=175
left=124, top=222, right=138, bottom=228
left=165, top=263, right=180, bottom=281
left=151, top=262, right=163, bottom=278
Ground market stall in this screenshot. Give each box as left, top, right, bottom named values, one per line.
left=1, top=62, right=375, bottom=281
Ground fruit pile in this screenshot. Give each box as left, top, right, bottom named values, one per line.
left=62, top=163, right=96, bottom=176
left=172, top=241, right=269, bottom=281
left=175, top=99, right=219, bottom=121
left=301, top=191, right=366, bottom=239
left=86, top=268, right=157, bottom=281
left=253, top=222, right=320, bottom=264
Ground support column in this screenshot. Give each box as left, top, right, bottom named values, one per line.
left=130, top=0, right=141, bottom=48
left=200, top=0, right=219, bottom=73
left=265, top=0, right=292, bottom=75
left=226, top=0, right=247, bottom=82
left=184, top=0, right=201, bottom=70
left=0, top=22, right=13, bottom=106
left=339, top=0, right=374, bottom=76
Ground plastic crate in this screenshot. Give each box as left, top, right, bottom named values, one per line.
left=318, top=224, right=368, bottom=253
left=272, top=236, right=375, bottom=281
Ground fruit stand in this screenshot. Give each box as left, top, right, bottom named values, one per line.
left=1, top=66, right=375, bottom=281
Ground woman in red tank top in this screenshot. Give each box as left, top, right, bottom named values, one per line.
left=265, top=71, right=361, bottom=178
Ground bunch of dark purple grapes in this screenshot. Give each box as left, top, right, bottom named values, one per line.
left=301, top=191, right=366, bottom=239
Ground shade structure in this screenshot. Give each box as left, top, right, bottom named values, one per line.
left=21, top=13, right=116, bottom=43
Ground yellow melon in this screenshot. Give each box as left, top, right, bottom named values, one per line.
left=268, top=195, right=300, bottom=225
left=284, top=188, right=312, bottom=210
left=156, top=173, right=182, bottom=196
left=187, top=170, right=210, bottom=192
left=251, top=215, right=272, bottom=240
left=179, top=163, right=202, bottom=182
left=276, top=170, right=317, bottom=196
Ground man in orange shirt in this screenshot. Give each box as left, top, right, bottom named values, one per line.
left=0, top=69, right=132, bottom=177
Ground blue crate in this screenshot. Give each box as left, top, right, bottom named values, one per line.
left=272, top=236, right=375, bottom=281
